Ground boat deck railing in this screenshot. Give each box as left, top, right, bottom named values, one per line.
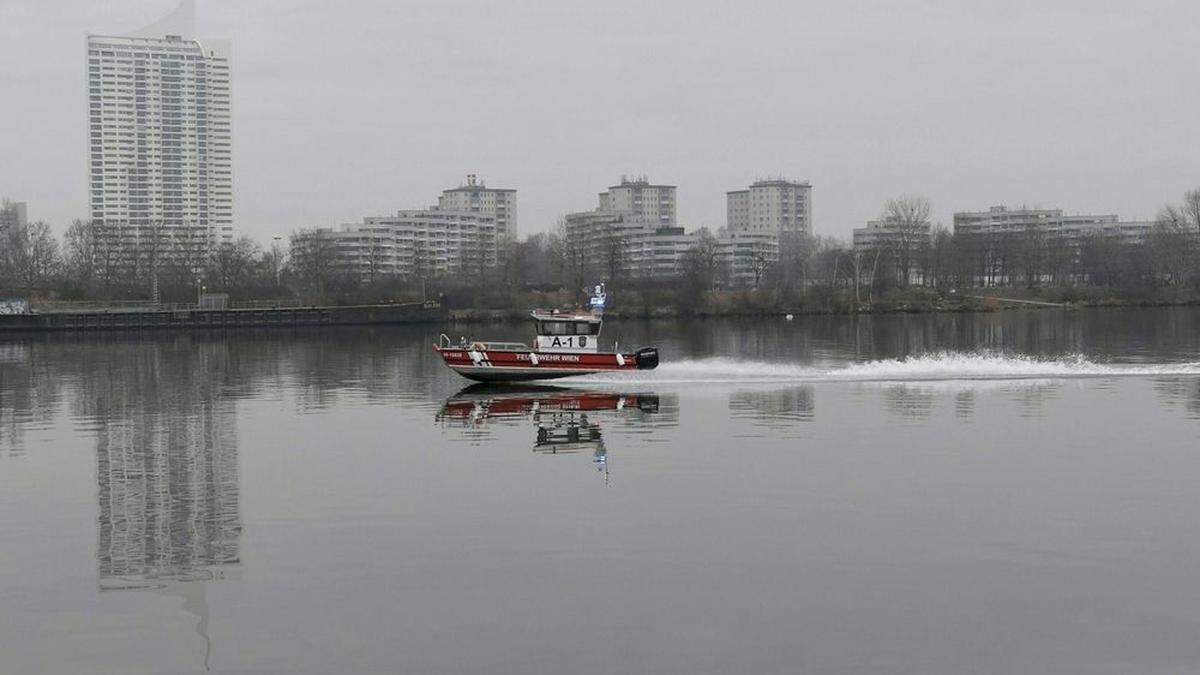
left=438, top=335, right=531, bottom=352
left=477, top=341, right=530, bottom=352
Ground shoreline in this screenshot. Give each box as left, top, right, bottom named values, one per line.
left=1, top=295, right=1196, bottom=335
left=447, top=296, right=1200, bottom=323
left=0, top=301, right=443, bottom=333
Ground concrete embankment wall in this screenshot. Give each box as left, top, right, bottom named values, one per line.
left=0, top=302, right=445, bottom=332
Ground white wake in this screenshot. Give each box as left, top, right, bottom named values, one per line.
left=567, top=352, right=1200, bottom=385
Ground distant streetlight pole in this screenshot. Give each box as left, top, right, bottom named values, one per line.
left=272, top=236, right=283, bottom=288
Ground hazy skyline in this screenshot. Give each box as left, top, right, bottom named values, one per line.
left=1, top=0, right=1197, bottom=242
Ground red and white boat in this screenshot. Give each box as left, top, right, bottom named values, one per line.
left=434, top=285, right=659, bottom=382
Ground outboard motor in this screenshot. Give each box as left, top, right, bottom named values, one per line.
left=634, top=347, right=659, bottom=370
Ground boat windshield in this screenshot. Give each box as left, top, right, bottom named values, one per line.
left=536, top=320, right=600, bottom=336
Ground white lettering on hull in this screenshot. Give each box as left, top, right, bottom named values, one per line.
left=517, top=353, right=583, bottom=363
left=442, top=349, right=625, bottom=367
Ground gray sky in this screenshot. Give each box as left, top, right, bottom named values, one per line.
left=1, top=0, right=1197, bottom=242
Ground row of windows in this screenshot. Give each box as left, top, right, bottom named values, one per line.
left=92, top=199, right=229, bottom=206
left=89, top=112, right=229, bottom=120
left=89, top=78, right=228, bottom=87
left=88, top=49, right=219, bottom=59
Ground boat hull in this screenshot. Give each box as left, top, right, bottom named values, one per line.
left=435, top=346, right=654, bottom=382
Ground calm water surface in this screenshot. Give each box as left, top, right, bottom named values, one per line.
left=3, top=309, right=1200, bottom=674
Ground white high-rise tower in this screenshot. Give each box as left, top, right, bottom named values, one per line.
left=86, top=1, right=232, bottom=266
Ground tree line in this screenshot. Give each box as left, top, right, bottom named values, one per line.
left=835, top=190, right=1200, bottom=305
left=3, top=187, right=1199, bottom=311
left=538, top=187, right=1200, bottom=313
left=0, top=205, right=285, bottom=304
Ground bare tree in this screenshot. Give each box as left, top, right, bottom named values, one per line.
left=360, top=230, right=388, bottom=287
left=497, top=236, right=528, bottom=293
left=810, top=238, right=845, bottom=290
left=289, top=229, right=339, bottom=298
left=602, top=230, right=627, bottom=286
left=462, top=226, right=492, bottom=286
left=552, top=216, right=586, bottom=292
left=61, top=219, right=98, bottom=294
left=86, top=221, right=124, bottom=293
left=844, top=247, right=882, bottom=305
left=881, top=195, right=933, bottom=287
left=1044, top=230, right=1073, bottom=286
left=521, top=232, right=557, bottom=288
left=1150, top=212, right=1195, bottom=287
left=749, top=250, right=772, bottom=289
left=1161, top=188, right=1200, bottom=233
left=1, top=220, right=61, bottom=290
left=925, top=225, right=955, bottom=290
left=1148, top=187, right=1200, bottom=288
left=207, top=237, right=263, bottom=294
left=680, top=228, right=723, bottom=294
left=1078, top=233, right=1123, bottom=286
left=1016, top=221, right=1048, bottom=288
left=407, top=239, right=434, bottom=300
left=774, top=232, right=814, bottom=292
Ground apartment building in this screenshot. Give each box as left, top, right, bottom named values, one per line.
left=953, top=206, right=1150, bottom=245
left=563, top=177, right=778, bottom=287
left=563, top=211, right=662, bottom=277
left=86, top=21, right=232, bottom=267
left=0, top=200, right=27, bottom=235
left=726, top=179, right=812, bottom=236
left=852, top=217, right=932, bottom=251
left=437, top=174, right=517, bottom=240
left=295, top=209, right=497, bottom=281
left=718, top=229, right=780, bottom=287
left=597, top=176, right=677, bottom=227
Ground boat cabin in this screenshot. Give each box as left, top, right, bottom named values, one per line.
left=531, top=311, right=603, bottom=353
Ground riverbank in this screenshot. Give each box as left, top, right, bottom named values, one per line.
left=6, top=288, right=1199, bottom=332
left=442, top=287, right=1200, bottom=323
left=0, top=301, right=443, bottom=332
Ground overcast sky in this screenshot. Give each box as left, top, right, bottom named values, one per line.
left=1, top=0, right=1197, bottom=242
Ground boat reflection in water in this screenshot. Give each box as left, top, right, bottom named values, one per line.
left=437, top=384, right=661, bottom=482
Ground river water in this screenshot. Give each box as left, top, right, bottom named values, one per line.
left=3, top=309, right=1200, bottom=674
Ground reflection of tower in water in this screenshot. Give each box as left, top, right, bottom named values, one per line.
left=96, top=399, right=240, bottom=590
left=81, top=336, right=247, bottom=669
left=0, top=342, right=43, bottom=457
